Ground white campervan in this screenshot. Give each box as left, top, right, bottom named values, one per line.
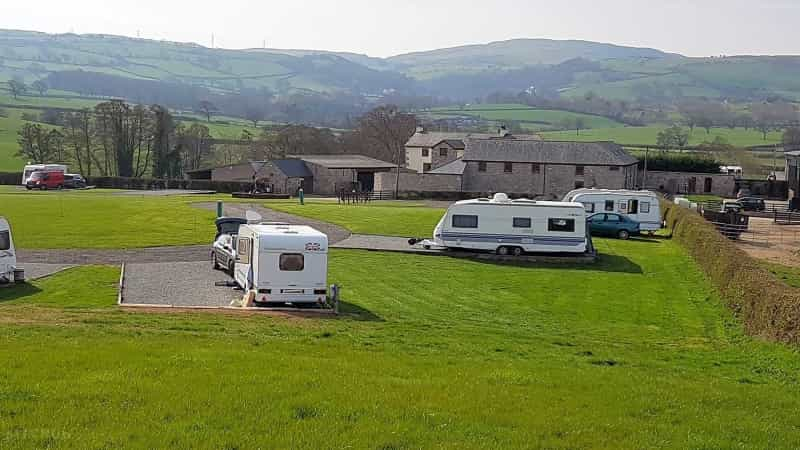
left=563, top=189, right=662, bottom=233
left=0, top=217, right=17, bottom=284
left=21, top=164, right=68, bottom=185
left=233, top=224, right=329, bottom=305
left=428, top=193, right=587, bottom=255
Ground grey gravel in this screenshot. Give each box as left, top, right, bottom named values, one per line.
left=122, top=261, right=241, bottom=307
left=17, top=246, right=210, bottom=265
left=20, top=263, right=75, bottom=280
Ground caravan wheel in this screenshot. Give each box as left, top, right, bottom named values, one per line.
left=496, top=246, right=510, bottom=256
left=512, top=247, right=523, bottom=257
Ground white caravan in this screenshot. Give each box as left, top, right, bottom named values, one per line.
left=563, top=189, right=662, bottom=232
left=427, top=193, right=588, bottom=255
left=0, top=217, right=17, bottom=284
left=21, top=164, right=68, bottom=185
left=233, top=224, right=329, bottom=305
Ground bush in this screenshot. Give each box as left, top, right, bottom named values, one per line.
left=662, top=199, right=800, bottom=344
left=642, top=153, right=720, bottom=173
left=0, top=172, right=22, bottom=185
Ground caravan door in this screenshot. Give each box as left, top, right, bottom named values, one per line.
left=234, top=236, right=253, bottom=290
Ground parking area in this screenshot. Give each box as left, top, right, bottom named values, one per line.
left=735, top=216, right=800, bottom=267
left=121, top=262, right=240, bottom=308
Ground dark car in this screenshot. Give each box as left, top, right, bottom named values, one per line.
left=212, top=217, right=248, bottom=274
left=587, top=213, right=641, bottom=240
left=63, top=174, right=87, bottom=189
left=737, top=197, right=766, bottom=212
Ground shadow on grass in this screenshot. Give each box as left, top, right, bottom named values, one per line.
left=464, top=252, right=643, bottom=274
left=0, top=282, right=42, bottom=304
left=336, top=300, right=384, bottom=322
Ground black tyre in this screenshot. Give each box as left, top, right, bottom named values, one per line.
left=41, top=185, right=48, bottom=191
left=25, top=186, right=31, bottom=191
left=228, top=261, right=235, bottom=275
left=617, top=230, right=630, bottom=240
left=57, top=184, right=63, bottom=190
left=496, top=246, right=510, bottom=256
left=512, top=247, right=523, bottom=257
left=212, top=252, right=221, bottom=270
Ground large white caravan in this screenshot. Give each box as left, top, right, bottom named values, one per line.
left=21, top=164, right=68, bottom=185
left=427, top=193, right=588, bottom=255
left=233, top=223, right=329, bottom=305
left=563, top=189, right=662, bottom=232
left=0, top=217, right=17, bottom=284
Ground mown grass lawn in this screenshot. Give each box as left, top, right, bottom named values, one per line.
left=541, top=125, right=783, bottom=147
left=265, top=200, right=445, bottom=237
left=0, top=190, right=217, bottom=248
left=2, top=238, right=800, bottom=448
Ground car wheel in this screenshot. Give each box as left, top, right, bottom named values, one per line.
left=496, top=246, right=510, bottom=256
left=25, top=186, right=31, bottom=191
left=41, top=185, right=48, bottom=191
left=228, top=261, right=235, bottom=275
left=212, top=253, right=220, bottom=270
left=617, top=230, right=630, bottom=240
left=512, top=246, right=523, bottom=257
left=57, top=184, right=63, bottom=190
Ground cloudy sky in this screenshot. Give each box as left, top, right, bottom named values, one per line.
left=3, top=0, right=798, bottom=57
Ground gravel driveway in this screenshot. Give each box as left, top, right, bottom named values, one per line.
left=17, top=245, right=209, bottom=264
left=122, top=261, right=241, bottom=307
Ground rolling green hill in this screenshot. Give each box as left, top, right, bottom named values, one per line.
left=421, top=104, right=624, bottom=131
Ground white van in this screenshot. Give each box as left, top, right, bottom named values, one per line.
left=0, top=217, right=17, bottom=284
left=427, top=193, right=587, bottom=255
left=21, top=164, right=68, bottom=185
left=563, top=189, right=662, bottom=232
left=233, top=224, right=329, bottom=305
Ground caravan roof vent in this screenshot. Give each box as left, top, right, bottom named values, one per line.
left=491, top=193, right=511, bottom=203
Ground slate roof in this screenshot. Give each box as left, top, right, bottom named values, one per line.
left=289, top=154, right=397, bottom=170
left=429, top=158, right=466, bottom=175
left=405, top=131, right=541, bottom=148
left=273, top=159, right=313, bottom=178
left=463, top=139, right=638, bottom=166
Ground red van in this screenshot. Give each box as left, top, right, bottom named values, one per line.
left=25, top=170, right=65, bottom=190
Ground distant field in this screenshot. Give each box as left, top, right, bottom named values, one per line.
left=422, top=104, right=624, bottom=131
left=541, top=126, right=783, bottom=147
left=0, top=109, right=32, bottom=171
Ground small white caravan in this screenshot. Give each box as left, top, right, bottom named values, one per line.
left=233, top=223, right=329, bottom=305
left=0, top=217, right=17, bottom=284
left=21, top=164, right=67, bottom=185
left=563, top=189, right=662, bottom=232
left=428, top=193, right=588, bottom=255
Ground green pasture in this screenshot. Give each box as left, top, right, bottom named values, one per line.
left=541, top=125, right=783, bottom=147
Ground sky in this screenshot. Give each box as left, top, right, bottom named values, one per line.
left=3, top=0, right=799, bottom=57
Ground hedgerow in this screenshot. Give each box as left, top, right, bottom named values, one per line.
left=662, top=199, right=800, bottom=344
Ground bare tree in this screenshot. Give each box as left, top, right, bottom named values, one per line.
left=16, top=123, right=56, bottom=163
left=197, top=100, right=218, bottom=123
left=62, top=110, right=96, bottom=176
left=358, top=105, right=417, bottom=196
left=8, top=79, right=26, bottom=100
left=31, top=80, right=48, bottom=96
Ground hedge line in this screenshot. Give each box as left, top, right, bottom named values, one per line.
left=662, top=199, right=800, bottom=344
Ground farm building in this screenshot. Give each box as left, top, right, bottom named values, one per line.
left=640, top=171, right=736, bottom=197
left=187, top=154, right=396, bottom=195
left=380, top=138, right=639, bottom=199
left=404, top=127, right=541, bottom=173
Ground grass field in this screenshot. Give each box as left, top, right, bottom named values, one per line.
left=3, top=196, right=800, bottom=447
left=0, top=190, right=217, bottom=248
left=541, top=125, right=783, bottom=147
left=422, top=104, right=624, bottom=131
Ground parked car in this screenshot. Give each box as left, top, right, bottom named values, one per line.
left=25, top=170, right=65, bottom=190
left=587, top=213, right=641, bottom=240
left=737, top=197, right=766, bottom=212
left=212, top=217, right=248, bottom=274
left=63, top=174, right=87, bottom=189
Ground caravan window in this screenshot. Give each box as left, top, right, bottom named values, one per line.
left=513, top=217, right=532, bottom=228
left=237, top=238, right=251, bottom=264
left=0, top=231, right=9, bottom=250
left=548, top=218, right=575, bottom=232
left=628, top=199, right=639, bottom=214
left=582, top=202, right=595, bottom=213
left=604, top=200, right=614, bottom=211
left=640, top=202, right=651, bottom=214
left=279, top=254, right=305, bottom=271
left=452, top=215, right=478, bottom=228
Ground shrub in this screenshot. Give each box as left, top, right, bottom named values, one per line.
left=662, top=199, right=800, bottom=344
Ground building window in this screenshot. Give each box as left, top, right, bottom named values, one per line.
left=574, top=180, right=584, bottom=189
left=422, top=148, right=429, bottom=157
left=279, top=253, right=305, bottom=271
left=513, top=217, right=532, bottom=228
left=440, top=148, right=448, bottom=157
left=609, top=166, right=620, bottom=171
left=605, top=200, right=614, bottom=212
left=548, top=218, right=575, bottom=232
left=575, top=166, right=585, bottom=176
left=452, top=215, right=478, bottom=228
left=478, top=162, right=487, bottom=172
left=423, top=163, right=432, bottom=172
left=532, top=163, right=540, bottom=174
left=704, top=178, right=713, bottom=193
left=504, top=162, right=513, bottom=173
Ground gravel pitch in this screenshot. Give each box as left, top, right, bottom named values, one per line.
left=21, top=263, right=75, bottom=280
left=122, top=261, right=241, bottom=307
left=17, top=246, right=209, bottom=265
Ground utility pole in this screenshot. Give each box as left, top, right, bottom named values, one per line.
left=642, top=146, right=649, bottom=189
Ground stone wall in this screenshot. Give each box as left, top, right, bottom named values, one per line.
left=305, top=163, right=357, bottom=196
left=641, top=171, right=736, bottom=197
left=461, top=161, right=635, bottom=200
left=212, top=162, right=292, bottom=193
left=430, top=143, right=462, bottom=171
left=374, top=171, right=462, bottom=192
